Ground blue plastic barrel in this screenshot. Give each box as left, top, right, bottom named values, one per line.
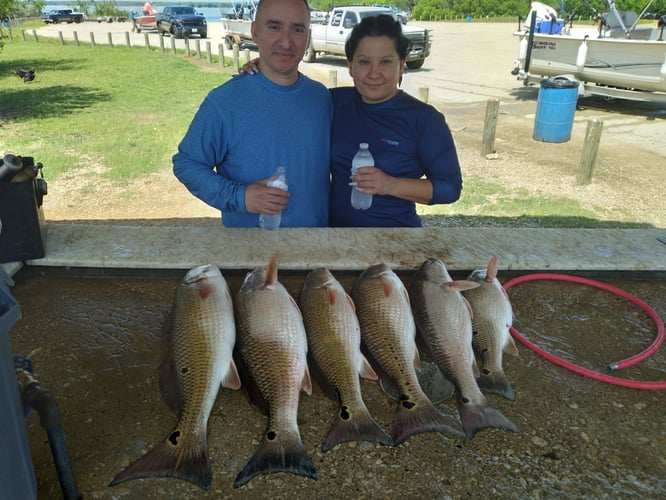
left=533, top=77, right=579, bottom=143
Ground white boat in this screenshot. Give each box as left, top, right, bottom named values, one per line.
left=512, top=1, right=666, bottom=103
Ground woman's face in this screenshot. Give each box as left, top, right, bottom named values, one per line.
left=348, top=35, right=405, bottom=104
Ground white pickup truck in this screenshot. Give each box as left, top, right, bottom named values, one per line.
left=306, top=6, right=431, bottom=69
left=222, top=6, right=431, bottom=69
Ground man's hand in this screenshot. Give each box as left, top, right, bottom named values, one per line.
left=245, top=176, right=289, bottom=215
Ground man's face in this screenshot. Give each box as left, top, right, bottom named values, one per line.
left=251, top=0, right=310, bottom=84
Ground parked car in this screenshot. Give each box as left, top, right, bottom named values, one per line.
left=41, top=9, right=85, bottom=24
left=156, top=6, right=207, bottom=39
left=372, top=4, right=410, bottom=24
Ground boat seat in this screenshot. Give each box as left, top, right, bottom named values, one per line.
left=602, top=10, right=638, bottom=30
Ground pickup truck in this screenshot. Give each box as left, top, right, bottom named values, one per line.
left=41, top=9, right=85, bottom=24
left=305, top=7, right=430, bottom=69
left=156, top=6, right=207, bottom=39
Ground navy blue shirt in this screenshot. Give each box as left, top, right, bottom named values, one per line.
left=329, top=87, right=462, bottom=227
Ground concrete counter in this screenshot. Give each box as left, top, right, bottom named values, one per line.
left=3, top=223, right=664, bottom=274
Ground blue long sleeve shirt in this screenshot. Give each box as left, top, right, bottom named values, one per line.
left=329, top=87, right=462, bottom=227
left=173, top=72, right=332, bottom=227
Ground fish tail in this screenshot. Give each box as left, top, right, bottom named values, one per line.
left=234, top=429, right=317, bottom=488
left=392, top=395, right=465, bottom=445
left=459, top=399, right=519, bottom=439
left=321, top=404, right=394, bottom=452
left=110, top=431, right=211, bottom=490
left=476, top=369, right=516, bottom=401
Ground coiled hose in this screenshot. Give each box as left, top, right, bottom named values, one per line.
left=503, top=273, right=666, bottom=390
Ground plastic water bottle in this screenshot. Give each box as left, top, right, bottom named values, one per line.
left=259, top=166, right=288, bottom=231
left=351, top=143, right=373, bottom=210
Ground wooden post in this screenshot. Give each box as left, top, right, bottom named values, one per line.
left=124, top=31, right=131, bottom=48
left=58, top=31, right=64, bottom=45
left=159, top=34, right=165, bottom=53
left=243, top=48, right=250, bottom=64
left=233, top=44, right=240, bottom=73
left=481, top=98, right=500, bottom=156
left=328, top=69, right=337, bottom=88
left=31, top=29, right=38, bottom=42
left=578, top=119, right=603, bottom=185
left=21, top=29, right=26, bottom=41
left=206, top=41, right=212, bottom=64
left=184, top=38, right=190, bottom=56
left=90, top=32, right=95, bottom=46
left=107, top=32, right=113, bottom=48
left=218, top=43, right=225, bottom=67
left=142, top=33, right=148, bottom=51
left=73, top=31, right=79, bottom=46
left=170, top=36, right=176, bottom=55
left=195, top=39, right=201, bottom=59
left=418, top=87, right=429, bottom=103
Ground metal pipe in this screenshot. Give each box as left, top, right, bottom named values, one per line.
left=18, top=371, right=81, bottom=500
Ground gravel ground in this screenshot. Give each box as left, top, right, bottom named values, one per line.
left=8, top=271, right=666, bottom=499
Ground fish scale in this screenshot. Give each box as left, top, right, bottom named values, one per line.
left=233, top=255, right=317, bottom=488
left=464, top=256, right=519, bottom=401
left=351, top=263, right=464, bottom=445
left=299, top=267, right=393, bottom=451
left=409, top=258, right=518, bottom=439
left=110, top=264, right=240, bottom=491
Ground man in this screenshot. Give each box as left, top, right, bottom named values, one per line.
left=172, top=0, right=332, bottom=227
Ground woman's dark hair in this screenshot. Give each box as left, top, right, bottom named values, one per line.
left=345, top=14, right=412, bottom=61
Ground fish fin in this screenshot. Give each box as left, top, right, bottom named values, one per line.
left=477, top=369, right=516, bottom=401
left=505, top=336, right=520, bottom=357
left=263, top=254, right=279, bottom=289
left=359, top=355, right=378, bottom=381
left=445, top=280, right=481, bottom=293
left=110, top=429, right=211, bottom=490
left=345, top=292, right=356, bottom=312
left=322, top=404, right=394, bottom=452
left=458, top=396, right=518, bottom=439
left=380, top=275, right=393, bottom=297
left=415, top=360, right=456, bottom=404
left=158, top=353, right=182, bottom=414
left=486, top=255, right=498, bottom=282
left=235, top=349, right=269, bottom=414
left=301, top=364, right=313, bottom=395
left=412, top=343, right=422, bottom=372
left=222, top=359, right=242, bottom=390
left=392, top=394, right=464, bottom=445
left=472, top=358, right=481, bottom=378
left=234, top=430, right=317, bottom=488
left=288, top=293, right=304, bottom=320
left=325, top=285, right=337, bottom=306
left=462, top=294, right=475, bottom=318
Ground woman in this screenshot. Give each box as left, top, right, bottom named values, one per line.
left=243, top=14, right=463, bottom=227
left=330, top=14, right=462, bottom=227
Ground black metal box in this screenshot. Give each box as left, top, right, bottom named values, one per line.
left=0, top=180, right=47, bottom=263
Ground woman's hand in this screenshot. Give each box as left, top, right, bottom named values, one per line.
left=351, top=167, right=433, bottom=204
left=239, top=58, right=260, bottom=75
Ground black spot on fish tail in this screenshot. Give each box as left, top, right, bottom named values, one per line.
left=458, top=397, right=519, bottom=439
left=476, top=369, right=516, bottom=401
left=168, top=430, right=181, bottom=445
left=234, top=429, right=317, bottom=488
left=110, top=429, right=211, bottom=490
left=392, top=396, right=464, bottom=445
left=321, top=404, right=394, bottom=452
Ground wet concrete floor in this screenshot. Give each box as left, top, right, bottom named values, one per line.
left=6, top=267, right=666, bottom=499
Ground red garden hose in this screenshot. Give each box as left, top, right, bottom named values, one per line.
left=503, top=273, right=666, bottom=390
